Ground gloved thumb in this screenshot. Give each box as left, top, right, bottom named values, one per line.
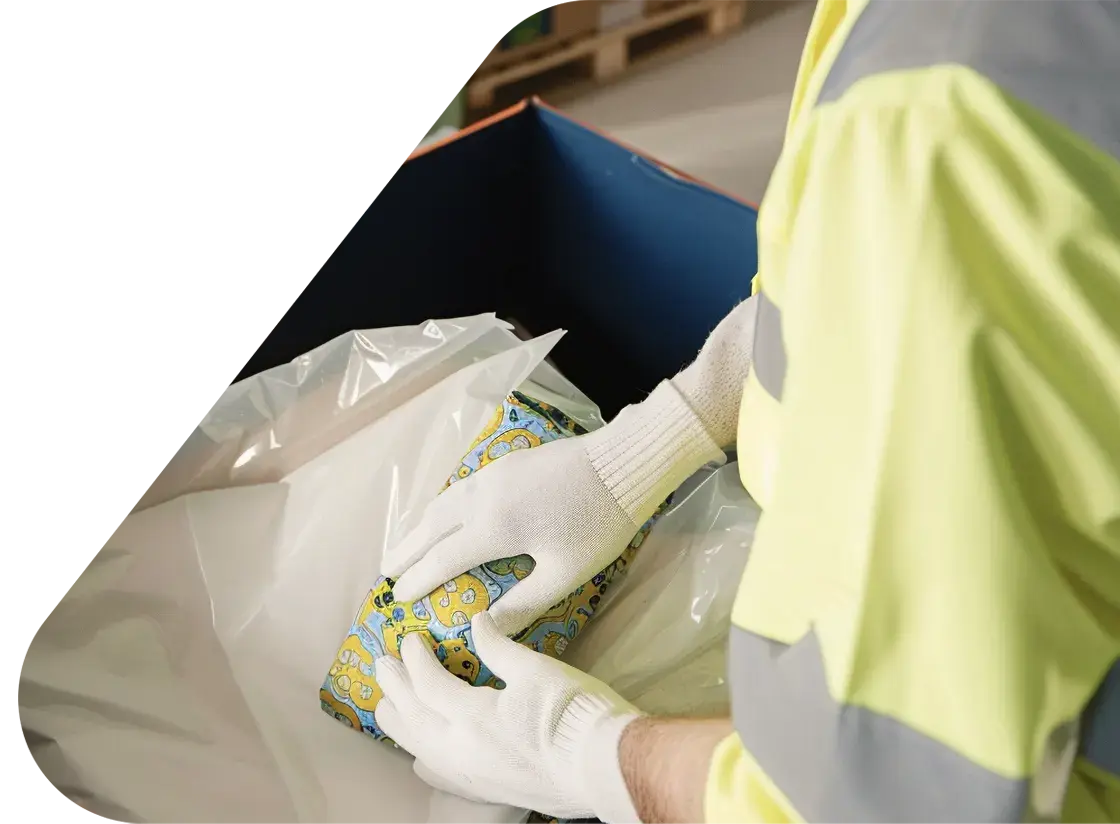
left=389, top=527, right=501, bottom=602
left=485, top=561, right=574, bottom=638
left=381, top=475, right=475, bottom=580
left=381, top=514, right=451, bottom=581
left=470, top=611, right=546, bottom=681
left=413, top=759, right=489, bottom=805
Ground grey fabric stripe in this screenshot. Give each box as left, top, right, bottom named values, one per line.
left=729, top=626, right=1029, bottom=822
left=752, top=291, right=786, bottom=400
left=1080, top=659, right=1120, bottom=776
left=818, top=0, right=1120, bottom=162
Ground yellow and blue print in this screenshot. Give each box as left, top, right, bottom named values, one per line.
left=321, top=391, right=663, bottom=740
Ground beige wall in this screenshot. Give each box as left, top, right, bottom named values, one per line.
left=0, top=53, right=477, bottom=186
left=0, top=223, right=338, bottom=340
left=0, top=0, right=526, bottom=32
left=0, top=2, right=530, bottom=186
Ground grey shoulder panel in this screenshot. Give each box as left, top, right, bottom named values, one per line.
left=729, top=626, right=1029, bottom=822
left=730, top=626, right=1119, bottom=822
left=751, top=291, right=786, bottom=400
left=818, top=0, right=1120, bottom=161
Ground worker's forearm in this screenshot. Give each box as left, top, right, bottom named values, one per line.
left=619, top=716, right=731, bottom=823
left=671, top=295, right=758, bottom=448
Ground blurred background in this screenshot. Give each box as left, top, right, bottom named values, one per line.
left=0, top=0, right=810, bottom=770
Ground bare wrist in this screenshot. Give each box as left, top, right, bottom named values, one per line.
left=620, top=716, right=733, bottom=824
left=579, top=711, right=644, bottom=823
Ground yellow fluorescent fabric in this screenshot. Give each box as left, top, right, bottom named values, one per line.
left=706, top=732, right=799, bottom=824
left=749, top=0, right=864, bottom=301
left=781, top=0, right=866, bottom=158
left=713, top=26, right=1120, bottom=824
left=1064, top=758, right=1120, bottom=823
left=733, top=369, right=781, bottom=514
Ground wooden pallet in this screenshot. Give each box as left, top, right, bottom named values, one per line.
left=467, top=1, right=749, bottom=110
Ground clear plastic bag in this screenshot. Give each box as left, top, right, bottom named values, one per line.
left=564, top=461, right=760, bottom=718
left=21, top=317, right=758, bottom=823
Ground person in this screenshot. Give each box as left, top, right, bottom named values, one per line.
left=373, top=0, right=1120, bottom=821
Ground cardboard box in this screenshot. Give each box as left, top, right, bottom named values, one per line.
left=501, top=10, right=552, bottom=50
left=503, top=2, right=602, bottom=46
left=553, top=1, right=602, bottom=40
left=239, top=99, right=759, bottom=418
left=598, top=0, right=646, bottom=31
left=4, top=97, right=757, bottom=488
left=482, top=2, right=602, bottom=72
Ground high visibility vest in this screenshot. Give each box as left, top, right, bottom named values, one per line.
left=710, top=1, right=1120, bottom=821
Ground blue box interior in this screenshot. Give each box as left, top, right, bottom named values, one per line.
left=239, top=102, right=759, bottom=418
left=4, top=103, right=757, bottom=488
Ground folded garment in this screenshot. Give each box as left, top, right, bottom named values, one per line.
left=321, top=390, right=662, bottom=740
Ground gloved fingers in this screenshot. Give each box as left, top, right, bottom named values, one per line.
left=381, top=468, right=487, bottom=579
left=413, top=759, right=490, bottom=805
left=372, top=698, right=423, bottom=757
left=374, top=656, right=433, bottom=731
left=380, top=514, right=462, bottom=581
left=399, top=632, right=473, bottom=708
left=470, top=611, right=547, bottom=683
left=374, top=654, right=412, bottom=697
left=485, top=560, right=577, bottom=638
left=390, top=528, right=507, bottom=602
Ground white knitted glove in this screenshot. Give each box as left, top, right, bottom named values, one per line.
left=382, top=379, right=723, bottom=636
left=382, top=296, right=758, bottom=637
left=375, top=611, right=644, bottom=822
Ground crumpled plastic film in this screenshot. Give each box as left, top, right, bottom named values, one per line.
left=563, top=461, right=761, bottom=718
left=21, top=316, right=760, bottom=823
left=137, top=314, right=605, bottom=513
left=23, top=322, right=567, bottom=824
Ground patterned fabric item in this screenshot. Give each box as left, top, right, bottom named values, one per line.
left=320, top=391, right=662, bottom=751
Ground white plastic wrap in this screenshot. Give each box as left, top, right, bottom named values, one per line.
left=21, top=316, right=759, bottom=823
left=564, top=462, right=760, bottom=718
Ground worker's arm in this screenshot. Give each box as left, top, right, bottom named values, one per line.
left=710, top=70, right=1120, bottom=822
left=375, top=607, right=729, bottom=822
left=619, top=717, right=731, bottom=823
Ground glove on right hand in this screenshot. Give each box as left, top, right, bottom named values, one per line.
left=382, top=381, right=724, bottom=637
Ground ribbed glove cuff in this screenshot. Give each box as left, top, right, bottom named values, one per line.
left=585, top=381, right=725, bottom=525
left=560, top=694, right=643, bottom=824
